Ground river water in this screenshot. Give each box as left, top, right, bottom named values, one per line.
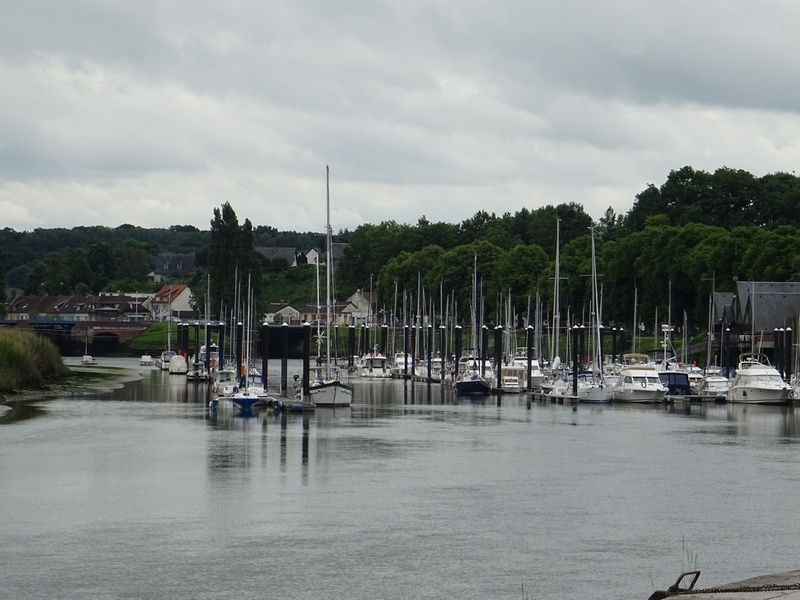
left=4, top=360, right=800, bottom=599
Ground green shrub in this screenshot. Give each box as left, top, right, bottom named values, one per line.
left=0, top=328, right=69, bottom=392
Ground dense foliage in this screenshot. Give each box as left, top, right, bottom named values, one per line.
left=3, top=165, right=800, bottom=336
left=0, top=328, right=70, bottom=392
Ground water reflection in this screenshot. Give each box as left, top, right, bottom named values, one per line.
left=9, top=367, right=800, bottom=600
left=0, top=401, right=48, bottom=424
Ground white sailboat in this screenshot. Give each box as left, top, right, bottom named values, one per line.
left=159, top=291, right=176, bottom=370
left=578, top=228, right=612, bottom=403
left=309, top=166, right=353, bottom=407
left=81, top=329, right=97, bottom=366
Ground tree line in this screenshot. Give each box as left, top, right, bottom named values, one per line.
left=3, top=165, right=800, bottom=334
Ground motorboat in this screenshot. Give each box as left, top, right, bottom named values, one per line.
left=81, top=354, right=98, bottom=366
left=158, top=349, right=176, bottom=371
left=684, top=365, right=704, bottom=389
left=213, top=367, right=238, bottom=396
left=168, top=354, right=188, bottom=375
left=611, top=353, right=668, bottom=403
left=139, top=354, right=154, bottom=366
left=498, top=363, right=527, bottom=393
left=390, top=352, right=413, bottom=378
left=415, top=356, right=445, bottom=382
left=695, top=374, right=730, bottom=400
left=360, top=353, right=391, bottom=379
left=726, top=353, right=791, bottom=404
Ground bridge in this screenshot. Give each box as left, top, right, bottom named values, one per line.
left=7, top=319, right=150, bottom=355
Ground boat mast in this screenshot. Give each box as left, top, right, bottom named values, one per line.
left=325, top=165, right=332, bottom=376
left=750, top=280, right=755, bottom=354
left=590, top=227, right=601, bottom=372
left=472, top=253, right=478, bottom=355
left=551, top=218, right=561, bottom=361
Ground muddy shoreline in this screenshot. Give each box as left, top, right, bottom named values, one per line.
left=0, top=365, right=147, bottom=405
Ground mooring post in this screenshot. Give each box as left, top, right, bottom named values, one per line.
left=439, top=325, right=446, bottom=384
left=403, top=325, right=410, bottom=378
left=302, top=322, right=310, bottom=401
left=572, top=325, right=579, bottom=398
left=261, top=322, right=269, bottom=391
left=411, top=326, right=417, bottom=380
left=427, top=325, right=434, bottom=380
left=481, top=325, right=489, bottom=377
left=454, top=325, right=463, bottom=379
left=281, top=322, right=289, bottom=396
left=348, top=325, right=356, bottom=368
left=204, top=323, right=210, bottom=374
left=381, top=324, right=388, bottom=356
left=235, top=322, right=243, bottom=386
left=217, top=322, right=226, bottom=370
left=526, top=325, right=534, bottom=392
left=494, top=324, right=503, bottom=392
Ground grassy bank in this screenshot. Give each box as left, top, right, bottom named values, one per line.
left=0, top=328, right=71, bottom=393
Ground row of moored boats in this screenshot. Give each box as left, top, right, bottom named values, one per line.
left=357, top=349, right=796, bottom=405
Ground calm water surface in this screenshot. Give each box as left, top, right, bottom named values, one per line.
left=4, top=360, right=800, bottom=599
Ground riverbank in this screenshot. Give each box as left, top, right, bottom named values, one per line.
left=0, top=328, right=69, bottom=395
left=0, top=362, right=148, bottom=405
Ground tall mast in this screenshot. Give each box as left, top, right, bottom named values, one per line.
left=472, top=253, right=478, bottom=354
left=326, top=165, right=332, bottom=373
left=590, top=227, right=601, bottom=368
left=551, top=218, right=561, bottom=360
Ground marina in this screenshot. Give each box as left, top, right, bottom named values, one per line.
left=5, top=359, right=800, bottom=599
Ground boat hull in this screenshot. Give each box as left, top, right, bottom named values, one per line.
left=578, top=383, right=612, bottom=403
left=310, top=381, right=353, bottom=407
left=453, top=375, right=492, bottom=395
left=726, top=386, right=791, bottom=404
left=611, top=388, right=667, bottom=403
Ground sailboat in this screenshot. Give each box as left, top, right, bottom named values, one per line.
left=309, top=166, right=354, bottom=407
left=215, top=276, right=264, bottom=413
left=81, top=329, right=97, bottom=365
left=577, top=227, right=612, bottom=403
left=453, top=255, right=492, bottom=395
left=159, top=289, right=176, bottom=370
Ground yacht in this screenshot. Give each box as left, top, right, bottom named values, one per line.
left=498, top=362, right=527, bottom=393
left=726, top=353, right=791, bottom=404
left=360, top=353, right=391, bottom=379
left=694, top=374, right=730, bottom=400
left=611, top=353, right=668, bottom=403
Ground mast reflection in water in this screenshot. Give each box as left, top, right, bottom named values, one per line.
left=5, top=363, right=800, bottom=599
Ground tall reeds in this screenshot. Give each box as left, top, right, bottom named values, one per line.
left=0, top=328, right=70, bottom=393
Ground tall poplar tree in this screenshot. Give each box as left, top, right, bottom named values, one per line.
left=207, top=202, right=261, bottom=321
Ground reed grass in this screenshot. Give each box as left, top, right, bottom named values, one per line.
left=0, top=328, right=70, bottom=393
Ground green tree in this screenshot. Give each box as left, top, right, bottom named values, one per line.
left=596, top=206, right=622, bottom=240
left=87, top=241, right=118, bottom=292
left=0, top=249, right=5, bottom=316
left=114, top=240, right=152, bottom=284
left=24, top=261, right=48, bottom=295
left=494, top=243, right=550, bottom=320
left=207, top=202, right=261, bottom=319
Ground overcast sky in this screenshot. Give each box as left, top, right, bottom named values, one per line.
left=2, top=1, right=799, bottom=234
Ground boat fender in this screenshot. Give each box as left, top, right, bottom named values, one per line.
left=641, top=382, right=647, bottom=388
